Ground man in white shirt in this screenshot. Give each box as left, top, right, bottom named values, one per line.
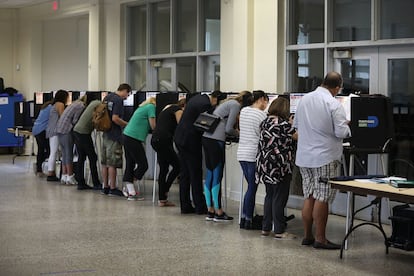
left=293, top=72, right=351, bottom=249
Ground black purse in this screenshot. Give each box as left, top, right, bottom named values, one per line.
left=193, top=112, right=221, bottom=133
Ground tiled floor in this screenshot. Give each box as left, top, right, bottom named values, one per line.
left=0, top=155, right=413, bottom=275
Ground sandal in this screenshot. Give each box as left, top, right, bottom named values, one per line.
left=159, top=201, right=176, bottom=207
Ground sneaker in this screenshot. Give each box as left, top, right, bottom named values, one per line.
left=159, top=201, right=175, bottom=207
left=61, top=174, right=68, bottom=184
left=101, top=187, right=110, bottom=195
left=261, top=230, right=271, bottom=237
left=205, top=211, right=215, bottom=221
left=134, top=192, right=145, bottom=201
left=93, top=185, right=102, bottom=191
left=47, top=175, right=60, bottom=182
left=213, top=212, right=234, bottom=222
left=77, top=184, right=92, bottom=190
left=244, top=219, right=253, bottom=230
left=122, top=186, right=129, bottom=197
left=66, top=175, right=77, bottom=185
left=108, top=188, right=124, bottom=197
left=274, top=232, right=297, bottom=240
left=240, top=218, right=246, bottom=229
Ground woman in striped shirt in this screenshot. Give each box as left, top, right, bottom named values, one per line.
left=237, top=90, right=269, bottom=229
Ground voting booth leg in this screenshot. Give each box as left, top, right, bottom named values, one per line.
left=344, top=154, right=356, bottom=250
left=238, top=169, right=244, bottom=224
left=152, top=153, right=157, bottom=204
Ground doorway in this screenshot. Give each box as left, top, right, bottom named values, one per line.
left=331, top=46, right=414, bottom=221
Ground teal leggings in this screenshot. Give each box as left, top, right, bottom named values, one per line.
left=202, top=137, right=225, bottom=210
left=204, top=162, right=224, bottom=209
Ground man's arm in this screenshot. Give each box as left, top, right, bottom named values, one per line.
left=112, top=114, right=128, bottom=127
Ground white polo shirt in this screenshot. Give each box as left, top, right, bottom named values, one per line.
left=293, top=86, right=351, bottom=168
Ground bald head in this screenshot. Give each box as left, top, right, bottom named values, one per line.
left=322, top=72, right=343, bottom=89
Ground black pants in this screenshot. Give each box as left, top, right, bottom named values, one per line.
left=123, top=134, right=148, bottom=183
left=151, top=136, right=180, bottom=201
left=262, top=174, right=292, bottom=234
left=73, top=131, right=101, bottom=187
left=177, top=144, right=207, bottom=213
left=35, top=131, right=49, bottom=173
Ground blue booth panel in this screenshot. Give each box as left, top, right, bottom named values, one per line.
left=0, top=94, right=24, bottom=147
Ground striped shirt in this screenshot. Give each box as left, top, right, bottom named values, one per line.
left=237, top=106, right=267, bottom=162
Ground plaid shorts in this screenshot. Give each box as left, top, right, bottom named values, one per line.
left=299, top=160, right=340, bottom=203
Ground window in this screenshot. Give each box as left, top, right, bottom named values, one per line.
left=201, top=0, right=220, bottom=52
left=126, top=0, right=220, bottom=91
left=289, top=49, right=324, bottom=92
left=288, top=0, right=324, bottom=45
left=151, top=1, right=170, bottom=55
left=129, top=5, right=147, bottom=56
left=340, top=59, right=370, bottom=94
left=380, top=0, right=414, bottom=39
left=175, top=0, right=197, bottom=52
left=129, top=60, right=147, bottom=91
left=333, top=0, right=371, bottom=42
left=177, top=57, right=196, bottom=92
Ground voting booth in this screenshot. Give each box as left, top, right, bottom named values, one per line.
left=349, top=95, right=394, bottom=152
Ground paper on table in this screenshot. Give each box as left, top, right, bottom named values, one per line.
left=354, top=179, right=377, bottom=183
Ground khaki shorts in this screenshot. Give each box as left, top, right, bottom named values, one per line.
left=101, top=135, right=123, bottom=168
left=299, top=160, right=340, bottom=203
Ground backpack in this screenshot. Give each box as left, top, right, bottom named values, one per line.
left=92, top=101, right=111, bottom=131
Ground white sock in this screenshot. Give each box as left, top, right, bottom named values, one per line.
left=126, top=183, right=136, bottom=196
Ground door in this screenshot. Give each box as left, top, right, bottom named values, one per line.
left=332, top=46, right=414, bottom=221
left=154, top=59, right=176, bottom=92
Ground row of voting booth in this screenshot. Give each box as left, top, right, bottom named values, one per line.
left=2, top=90, right=397, bottom=176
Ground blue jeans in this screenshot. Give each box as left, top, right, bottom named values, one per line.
left=240, top=161, right=258, bottom=221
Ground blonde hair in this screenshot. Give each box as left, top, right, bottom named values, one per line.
left=139, top=96, right=156, bottom=107
left=233, top=90, right=251, bottom=104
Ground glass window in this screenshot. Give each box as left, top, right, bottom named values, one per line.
left=129, top=5, right=147, bottom=56
left=388, top=58, right=414, bottom=109
left=289, top=49, right=324, bottom=92
left=129, top=60, right=147, bottom=91
left=333, top=0, right=371, bottom=42
left=158, top=67, right=172, bottom=91
left=202, top=55, right=220, bottom=91
left=177, top=57, right=196, bottom=92
left=340, top=59, right=370, bottom=94
left=151, top=1, right=170, bottom=55
left=175, top=0, right=197, bottom=52
left=289, top=0, right=324, bottom=45
left=380, top=0, right=414, bottom=39
left=388, top=58, right=414, bottom=176
left=201, top=0, right=220, bottom=51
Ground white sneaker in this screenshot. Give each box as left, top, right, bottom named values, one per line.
left=61, top=174, right=68, bottom=184
left=66, top=174, right=77, bottom=185
left=123, top=182, right=140, bottom=200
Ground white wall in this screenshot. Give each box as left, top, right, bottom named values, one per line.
left=41, top=15, right=89, bottom=91
left=0, top=9, right=17, bottom=90
left=0, top=0, right=125, bottom=99
left=220, top=0, right=283, bottom=93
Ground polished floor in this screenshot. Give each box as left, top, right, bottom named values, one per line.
left=0, top=155, right=413, bottom=276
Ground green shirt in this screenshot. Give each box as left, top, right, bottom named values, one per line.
left=73, top=100, right=101, bottom=134
left=123, top=103, right=156, bottom=142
